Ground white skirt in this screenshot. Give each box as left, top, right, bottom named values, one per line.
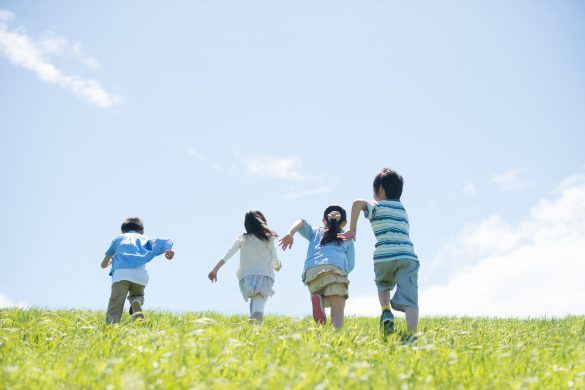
left=239, top=275, right=275, bottom=301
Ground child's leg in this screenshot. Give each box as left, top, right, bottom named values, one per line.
left=328, top=295, right=346, bottom=329
left=404, top=307, right=419, bottom=332
left=391, top=259, right=420, bottom=333
left=106, top=281, right=130, bottom=324
left=378, top=290, right=391, bottom=308
left=127, top=282, right=145, bottom=320
left=250, top=294, right=266, bottom=322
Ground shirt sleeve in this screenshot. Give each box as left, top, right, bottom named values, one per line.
left=269, top=237, right=281, bottom=268
left=345, top=240, right=355, bottom=273
left=298, top=219, right=314, bottom=240
left=146, top=238, right=174, bottom=256
left=222, top=234, right=243, bottom=262
left=104, top=237, right=120, bottom=256
left=363, top=201, right=377, bottom=220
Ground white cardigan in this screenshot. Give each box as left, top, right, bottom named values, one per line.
left=223, top=234, right=281, bottom=280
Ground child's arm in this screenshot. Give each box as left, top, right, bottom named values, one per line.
left=208, top=259, right=225, bottom=282
left=209, top=235, right=243, bottom=282
left=278, top=219, right=304, bottom=251
left=338, top=200, right=368, bottom=240
left=270, top=239, right=282, bottom=271
left=100, top=255, right=113, bottom=269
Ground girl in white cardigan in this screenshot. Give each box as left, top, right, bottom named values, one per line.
left=208, top=210, right=281, bottom=323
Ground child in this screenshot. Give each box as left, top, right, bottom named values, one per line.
left=101, top=217, right=174, bottom=324
left=208, top=210, right=281, bottom=323
left=339, top=168, right=419, bottom=339
left=279, top=205, right=355, bottom=329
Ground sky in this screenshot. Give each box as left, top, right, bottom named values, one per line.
left=1, top=1, right=584, bottom=318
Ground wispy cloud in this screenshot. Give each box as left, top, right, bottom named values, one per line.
left=462, top=181, right=477, bottom=195
left=491, top=169, right=529, bottom=191
left=0, top=9, right=121, bottom=108
left=283, top=183, right=338, bottom=199
left=186, top=146, right=205, bottom=160
left=232, top=147, right=312, bottom=181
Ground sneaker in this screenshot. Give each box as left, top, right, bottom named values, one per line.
left=130, top=301, right=144, bottom=320
left=249, top=312, right=264, bottom=325
left=380, top=309, right=394, bottom=337
left=311, top=294, right=326, bottom=325
left=403, top=334, right=418, bottom=344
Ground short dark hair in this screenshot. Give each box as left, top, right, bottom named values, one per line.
left=373, top=168, right=403, bottom=200
left=121, top=217, right=144, bottom=233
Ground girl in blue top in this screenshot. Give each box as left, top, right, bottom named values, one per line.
left=280, top=205, right=355, bottom=329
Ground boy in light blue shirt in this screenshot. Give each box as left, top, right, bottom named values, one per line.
left=339, top=168, right=419, bottom=339
left=101, top=217, right=174, bottom=324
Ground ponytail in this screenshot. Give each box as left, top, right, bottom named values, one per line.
left=320, top=206, right=347, bottom=245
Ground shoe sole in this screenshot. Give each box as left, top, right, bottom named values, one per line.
left=311, top=295, right=326, bottom=325
left=381, top=318, right=395, bottom=337
left=131, top=301, right=144, bottom=320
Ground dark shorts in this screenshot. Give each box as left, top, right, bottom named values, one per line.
left=374, top=259, right=419, bottom=312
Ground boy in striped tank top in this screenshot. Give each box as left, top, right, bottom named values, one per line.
left=339, top=168, right=419, bottom=339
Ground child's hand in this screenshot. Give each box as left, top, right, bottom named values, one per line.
left=208, top=270, right=218, bottom=282
left=273, top=262, right=282, bottom=272
left=279, top=234, right=294, bottom=250
left=165, top=250, right=175, bottom=260
left=337, top=229, right=356, bottom=241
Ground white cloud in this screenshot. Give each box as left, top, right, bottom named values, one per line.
left=0, top=293, right=26, bottom=309
left=491, top=169, right=529, bottom=191
left=232, top=147, right=311, bottom=181
left=345, top=295, right=382, bottom=317
left=348, top=172, right=585, bottom=317
left=0, top=9, right=14, bottom=23
left=186, top=146, right=205, bottom=160
left=283, top=183, right=338, bottom=199
left=462, top=182, right=476, bottom=195
left=0, top=9, right=121, bottom=108
left=422, top=172, right=585, bottom=317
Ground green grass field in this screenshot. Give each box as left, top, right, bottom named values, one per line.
left=1, top=309, right=584, bottom=389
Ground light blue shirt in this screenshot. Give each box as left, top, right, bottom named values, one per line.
left=105, top=231, right=173, bottom=276
left=299, top=220, right=355, bottom=282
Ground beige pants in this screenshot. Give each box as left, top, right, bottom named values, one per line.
left=106, top=281, right=145, bottom=324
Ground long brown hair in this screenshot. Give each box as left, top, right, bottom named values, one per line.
left=244, top=210, right=277, bottom=241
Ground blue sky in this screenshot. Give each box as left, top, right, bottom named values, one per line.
left=1, top=1, right=584, bottom=317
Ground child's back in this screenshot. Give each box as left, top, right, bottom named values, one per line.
left=101, top=217, right=174, bottom=324
left=208, top=210, right=281, bottom=324
left=364, top=199, right=418, bottom=263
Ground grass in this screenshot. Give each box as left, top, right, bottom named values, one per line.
left=1, top=309, right=584, bottom=389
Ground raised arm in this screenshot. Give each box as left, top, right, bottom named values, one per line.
left=101, top=255, right=113, bottom=269
left=278, top=219, right=304, bottom=251
left=338, top=200, right=368, bottom=241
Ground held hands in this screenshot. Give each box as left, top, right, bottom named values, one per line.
left=278, top=234, right=294, bottom=251
left=337, top=229, right=356, bottom=241
left=165, top=250, right=175, bottom=260
left=208, top=270, right=218, bottom=282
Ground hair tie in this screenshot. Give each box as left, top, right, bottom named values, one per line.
left=327, top=211, right=341, bottom=222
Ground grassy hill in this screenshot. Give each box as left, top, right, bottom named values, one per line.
left=1, top=309, right=584, bottom=389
